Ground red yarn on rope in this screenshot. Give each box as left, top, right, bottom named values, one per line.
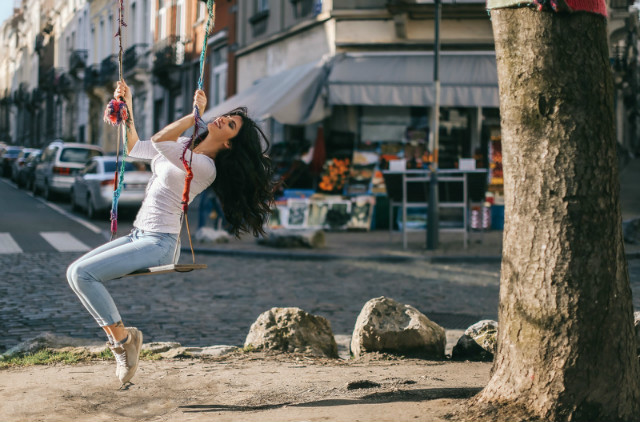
left=104, top=99, right=129, bottom=126
left=180, top=166, right=194, bottom=213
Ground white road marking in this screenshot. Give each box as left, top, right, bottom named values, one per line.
left=40, top=232, right=90, bottom=252
left=0, top=233, right=23, bottom=254
left=0, top=177, right=102, bottom=234
left=36, top=198, right=102, bottom=234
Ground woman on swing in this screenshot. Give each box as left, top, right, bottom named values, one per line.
left=67, top=80, right=274, bottom=386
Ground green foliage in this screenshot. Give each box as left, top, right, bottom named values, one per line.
left=0, top=347, right=162, bottom=368
left=0, top=349, right=86, bottom=368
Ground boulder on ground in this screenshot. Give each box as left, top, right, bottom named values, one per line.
left=350, top=297, right=446, bottom=359
left=452, top=320, right=498, bottom=361
left=244, top=307, right=338, bottom=358
left=257, top=229, right=325, bottom=249
left=142, top=342, right=181, bottom=354
left=2, top=332, right=105, bottom=357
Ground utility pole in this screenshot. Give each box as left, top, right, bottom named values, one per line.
left=426, top=0, right=441, bottom=250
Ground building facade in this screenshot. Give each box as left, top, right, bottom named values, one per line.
left=0, top=0, right=637, bottom=165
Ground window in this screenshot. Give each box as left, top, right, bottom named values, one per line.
left=99, top=20, right=104, bottom=59
left=196, top=2, right=206, bottom=21
left=210, top=46, right=228, bottom=106
left=83, top=161, right=98, bottom=175
left=292, top=0, right=316, bottom=18
left=176, top=0, right=184, bottom=37
left=60, top=148, right=101, bottom=163
left=249, top=0, right=270, bottom=36
left=255, top=0, right=269, bottom=12
left=131, top=3, right=137, bottom=44
left=42, top=147, right=58, bottom=162
left=104, top=161, right=150, bottom=173
left=158, top=1, right=167, bottom=40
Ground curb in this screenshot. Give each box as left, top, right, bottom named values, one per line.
left=185, top=246, right=503, bottom=264
left=186, top=247, right=640, bottom=263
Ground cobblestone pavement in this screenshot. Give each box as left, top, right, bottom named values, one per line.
left=1, top=253, right=639, bottom=353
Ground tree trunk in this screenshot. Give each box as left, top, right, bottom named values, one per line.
left=470, top=9, right=640, bottom=421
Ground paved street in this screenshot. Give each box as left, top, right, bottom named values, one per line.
left=0, top=251, right=504, bottom=352
left=1, top=177, right=639, bottom=353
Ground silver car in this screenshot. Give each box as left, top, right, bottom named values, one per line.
left=11, top=148, right=38, bottom=182
left=70, top=156, right=152, bottom=220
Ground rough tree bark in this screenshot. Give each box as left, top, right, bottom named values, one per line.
left=468, top=8, right=640, bottom=421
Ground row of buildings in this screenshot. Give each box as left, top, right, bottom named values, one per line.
left=1, top=0, right=639, bottom=164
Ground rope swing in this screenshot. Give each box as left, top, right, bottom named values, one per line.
left=120, top=0, right=216, bottom=277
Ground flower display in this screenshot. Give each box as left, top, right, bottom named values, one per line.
left=318, top=158, right=351, bottom=193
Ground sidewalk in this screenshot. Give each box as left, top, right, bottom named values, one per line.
left=190, top=228, right=504, bottom=263
left=190, top=156, right=640, bottom=262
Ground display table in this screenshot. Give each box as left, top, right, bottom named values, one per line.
left=382, top=169, right=488, bottom=249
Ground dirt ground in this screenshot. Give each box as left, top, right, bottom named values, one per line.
left=0, top=352, right=491, bottom=422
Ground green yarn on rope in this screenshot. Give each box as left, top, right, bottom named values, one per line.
left=197, top=0, right=215, bottom=92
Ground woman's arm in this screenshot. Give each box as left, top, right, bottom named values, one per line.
left=150, top=90, right=207, bottom=144
left=150, top=114, right=194, bottom=144
left=114, top=81, right=140, bottom=154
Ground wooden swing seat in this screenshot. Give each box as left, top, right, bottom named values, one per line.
left=123, top=264, right=207, bottom=277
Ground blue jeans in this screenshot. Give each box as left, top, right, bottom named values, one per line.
left=67, top=228, right=179, bottom=327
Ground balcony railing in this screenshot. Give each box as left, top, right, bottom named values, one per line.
left=100, top=54, right=120, bottom=85
left=83, top=64, right=101, bottom=89
left=153, top=35, right=185, bottom=71
left=69, top=50, right=88, bottom=72
left=123, top=43, right=150, bottom=73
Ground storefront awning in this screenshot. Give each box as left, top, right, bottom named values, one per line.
left=327, top=52, right=499, bottom=108
left=201, top=56, right=332, bottom=125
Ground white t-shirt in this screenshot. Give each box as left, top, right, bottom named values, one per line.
left=129, top=137, right=216, bottom=234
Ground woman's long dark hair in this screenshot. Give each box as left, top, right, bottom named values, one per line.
left=194, top=107, right=274, bottom=237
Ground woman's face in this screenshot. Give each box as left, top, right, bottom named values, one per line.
left=205, top=115, right=244, bottom=149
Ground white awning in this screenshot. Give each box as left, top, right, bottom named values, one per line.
left=201, top=56, right=332, bottom=125
left=327, top=52, right=499, bottom=108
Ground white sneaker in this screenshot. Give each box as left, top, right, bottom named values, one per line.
left=108, top=327, right=143, bottom=385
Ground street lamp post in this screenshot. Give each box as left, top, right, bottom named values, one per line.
left=427, top=0, right=441, bottom=250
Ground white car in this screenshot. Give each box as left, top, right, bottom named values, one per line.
left=70, top=156, right=152, bottom=220
left=33, top=141, right=104, bottom=200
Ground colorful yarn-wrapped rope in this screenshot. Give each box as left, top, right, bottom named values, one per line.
left=180, top=0, right=215, bottom=214
left=104, top=0, right=129, bottom=240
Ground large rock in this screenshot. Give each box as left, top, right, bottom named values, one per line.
left=452, top=320, right=498, bottom=361
left=244, top=307, right=338, bottom=358
left=350, top=297, right=446, bottom=359
left=257, top=229, right=325, bottom=249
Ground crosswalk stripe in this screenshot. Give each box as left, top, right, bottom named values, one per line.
left=0, top=233, right=23, bottom=254
left=40, top=232, right=90, bottom=252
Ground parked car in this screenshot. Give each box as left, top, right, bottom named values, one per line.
left=0, top=146, right=23, bottom=178
left=33, top=141, right=103, bottom=200
left=70, top=156, right=152, bottom=219
left=16, top=149, right=42, bottom=190
left=11, top=148, right=38, bottom=182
